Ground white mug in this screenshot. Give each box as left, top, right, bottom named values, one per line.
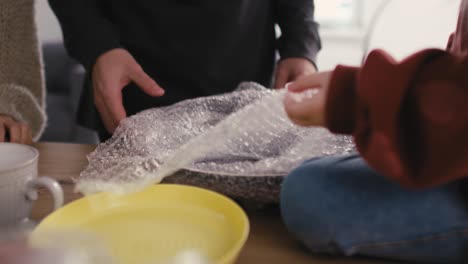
left=0, top=143, right=63, bottom=228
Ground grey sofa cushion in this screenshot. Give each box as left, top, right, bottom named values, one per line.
left=40, top=43, right=98, bottom=144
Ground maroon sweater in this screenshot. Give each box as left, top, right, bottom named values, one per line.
left=326, top=0, right=468, bottom=188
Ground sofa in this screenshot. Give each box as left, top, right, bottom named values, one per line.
left=39, top=43, right=98, bottom=144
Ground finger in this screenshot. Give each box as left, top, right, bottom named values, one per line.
left=101, top=106, right=117, bottom=134
left=102, top=89, right=127, bottom=127
left=95, top=93, right=117, bottom=133
left=130, top=68, right=165, bottom=97
left=25, top=125, right=33, bottom=145
left=93, top=78, right=120, bottom=133
left=19, top=123, right=32, bottom=145
left=288, top=74, right=324, bottom=93
left=0, top=122, right=5, bottom=142
left=7, top=122, right=21, bottom=143
left=93, top=72, right=127, bottom=124
left=18, top=123, right=27, bottom=144
left=94, top=75, right=127, bottom=127
left=274, top=68, right=289, bottom=89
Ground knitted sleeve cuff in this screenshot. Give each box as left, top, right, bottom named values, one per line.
left=0, top=84, right=47, bottom=141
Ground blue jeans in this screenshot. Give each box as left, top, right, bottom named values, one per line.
left=280, top=155, right=468, bottom=263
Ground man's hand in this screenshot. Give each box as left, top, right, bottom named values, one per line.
left=92, top=48, right=165, bottom=133
left=0, top=114, right=32, bottom=144
left=274, top=58, right=317, bottom=89
left=283, top=71, right=332, bottom=127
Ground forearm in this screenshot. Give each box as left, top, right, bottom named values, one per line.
left=326, top=49, right=468, bottom=188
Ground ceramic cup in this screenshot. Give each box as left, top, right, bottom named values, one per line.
left=0, top=143, right=63, bottom=227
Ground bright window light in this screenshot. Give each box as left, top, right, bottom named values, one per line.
left=315, top=0, right=360, bottom=27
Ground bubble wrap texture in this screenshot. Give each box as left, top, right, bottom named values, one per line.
left=78, top=83, right=355, bottom=203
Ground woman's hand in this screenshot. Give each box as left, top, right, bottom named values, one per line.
left=283, top=71, right=332, bottom=127
left=0, top=114, right=32, bottom=144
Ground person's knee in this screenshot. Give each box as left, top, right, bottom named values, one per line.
left=280, top=160, right=343, bottom=254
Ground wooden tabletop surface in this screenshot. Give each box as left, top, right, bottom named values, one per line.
left=31, top=142, right=398, bottom=264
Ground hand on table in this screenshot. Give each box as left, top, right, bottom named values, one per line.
left=0, top=114, right=32, bottom=144
left=274, top=58, right=317, bottom=89
left=283, top=71, right=332, bottom=127
left=0, top=241, right=55, bottom=264
left=92, top=48, right=165, bottom=133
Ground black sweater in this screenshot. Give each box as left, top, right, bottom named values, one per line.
left=48, top=0, right=321, bottom=130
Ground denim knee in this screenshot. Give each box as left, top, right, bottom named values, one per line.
left=281, top=156, right=468, bottom=263
left=280, top=159, right=344, bottom=254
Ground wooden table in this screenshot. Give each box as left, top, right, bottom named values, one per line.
left=32, top=142, right=397, bottom=264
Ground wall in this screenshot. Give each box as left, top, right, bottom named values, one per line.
left=367, top=0, right=460, bottom=59
left=317, top=0, right=460, bottom=70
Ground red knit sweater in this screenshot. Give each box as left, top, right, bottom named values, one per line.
left=326, top=0, right=468, bottom=188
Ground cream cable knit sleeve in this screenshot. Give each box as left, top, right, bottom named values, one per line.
left=0, top=0, right=46, bottom=141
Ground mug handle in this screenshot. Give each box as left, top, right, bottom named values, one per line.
left=26, top=177, right=64, bottom=211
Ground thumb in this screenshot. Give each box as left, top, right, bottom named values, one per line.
left=130, top=68, right=165, bottom=97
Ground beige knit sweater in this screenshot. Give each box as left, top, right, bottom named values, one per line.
left=0, top=0, right=46, bottom=141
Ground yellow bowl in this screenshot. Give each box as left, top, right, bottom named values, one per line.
left=32, top=184, right=250, bottom=264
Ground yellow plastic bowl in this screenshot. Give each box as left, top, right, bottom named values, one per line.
left=32, top=184, right=249, bottom=264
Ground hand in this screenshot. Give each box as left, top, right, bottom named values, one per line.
left=0, top=114, right=32, bottom=144
left=92, top=48, right=165, bottom=133
left=283, top=71, right=333, bottom=127
left=0, top=241, right=30, bottom=264
left=274, top=58, right=317, bottom=89
left=0, top=241, right=68, bottom=264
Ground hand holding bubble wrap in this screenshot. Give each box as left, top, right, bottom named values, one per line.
left=77, top=83, right=354, bottom=203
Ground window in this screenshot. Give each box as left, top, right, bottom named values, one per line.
left=314, top=0, right=361, bottom=28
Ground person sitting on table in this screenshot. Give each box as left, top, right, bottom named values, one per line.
left=48, top=0, right=321, bottom=141
left=281, top=0, right=468, bottom=263
left=0, top=0, right=46, bottom=145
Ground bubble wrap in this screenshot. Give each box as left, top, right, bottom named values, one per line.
left=78, top=83, right=355, bottom=203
